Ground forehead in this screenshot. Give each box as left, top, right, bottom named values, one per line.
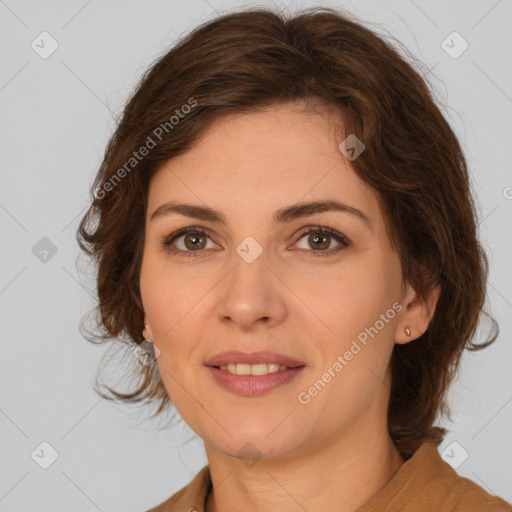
left=147, top=103, right=382, bottom=228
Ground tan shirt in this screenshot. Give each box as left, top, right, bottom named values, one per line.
left=146, top=442, right=512, bottom=511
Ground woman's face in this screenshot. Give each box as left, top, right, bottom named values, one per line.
left=140, top=101, right=415, bottom=462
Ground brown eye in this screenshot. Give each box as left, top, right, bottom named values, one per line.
left=294, top=226, right=350, bottom=257
left=161, top=227, right=217, bottom=257
left=307, top=231, right=331, bottom=250
left=183, top=231, right=207, bottom=250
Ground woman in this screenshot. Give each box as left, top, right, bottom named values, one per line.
left=77, top=6, right=511, bottom=512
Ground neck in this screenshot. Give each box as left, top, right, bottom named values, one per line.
left=204, top=421, right=405, bottom=512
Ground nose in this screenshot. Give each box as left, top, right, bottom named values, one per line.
left=215, top=247, right=288, bottom=331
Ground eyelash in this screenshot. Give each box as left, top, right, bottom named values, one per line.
left=161, top=225, right=351, bottom=258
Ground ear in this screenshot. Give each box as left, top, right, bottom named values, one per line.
left=394, top=282, right=441, bottom=345
left=142, top=315, right=154, bottom=341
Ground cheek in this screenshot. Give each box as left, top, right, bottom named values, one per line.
left=140, top=257, right=214, bottom=385
left=308, top=263, right=398, bottom=378
left=297, top=258, right=391, bottom=332
left=140, top=255, right=205, bottom=336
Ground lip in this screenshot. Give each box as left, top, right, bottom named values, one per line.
left=204, top=350, right=306, bottom=368
left=206, top=366, right=306, bottom=396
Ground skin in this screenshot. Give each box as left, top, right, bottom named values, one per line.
left=140, top=100, right=440, bottom=512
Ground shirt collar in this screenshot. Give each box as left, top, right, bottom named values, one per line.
left=149, top=442, right=461, bottom=512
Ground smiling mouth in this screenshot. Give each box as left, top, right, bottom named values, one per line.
left=210, top=362, right=304, bottom=376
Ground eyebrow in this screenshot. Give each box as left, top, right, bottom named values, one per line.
left=150, top=199, right=372, bottom=230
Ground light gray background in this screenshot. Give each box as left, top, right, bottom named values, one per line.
left=1, top=0, right=511, bottom=510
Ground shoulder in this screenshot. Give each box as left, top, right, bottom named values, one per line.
left=145, top=465, right=211, bottom=512
left=406, top=442, right=512, bottom=511
left=450, top=475, right=512, bottom=512
left=358, top=442, right=512, bottom=512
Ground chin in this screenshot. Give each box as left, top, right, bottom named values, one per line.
left=204, top=426, right=305, bottom=465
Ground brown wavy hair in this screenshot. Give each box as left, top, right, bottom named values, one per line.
left=76, top=6, right=498, bottom=459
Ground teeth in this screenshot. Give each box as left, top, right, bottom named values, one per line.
left=219, top=363, right=289, bottom=375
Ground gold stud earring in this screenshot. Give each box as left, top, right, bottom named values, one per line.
left=405, top=327, right=411, bottom=336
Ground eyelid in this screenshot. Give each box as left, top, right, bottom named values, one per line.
left=295, top=225, right=350, bottom=246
